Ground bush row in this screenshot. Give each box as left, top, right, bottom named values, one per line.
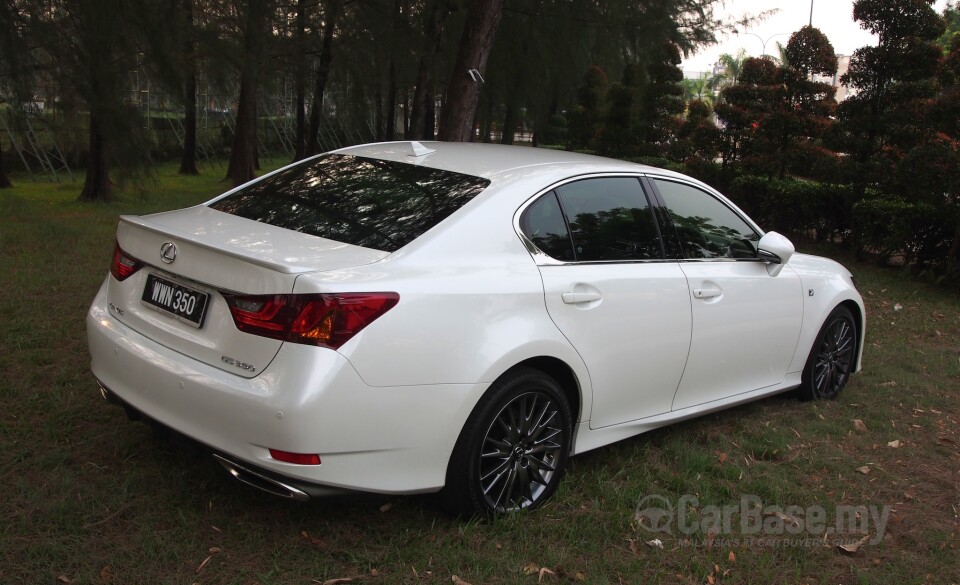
left=653, top=161, right=956, bottom=270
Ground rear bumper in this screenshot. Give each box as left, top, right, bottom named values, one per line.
left=86, top=280, right=485, bottom=495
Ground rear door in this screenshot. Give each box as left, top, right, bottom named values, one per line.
left=648, top=178, right=803, bottom=411
left=519, top=177, right=691, bottom=428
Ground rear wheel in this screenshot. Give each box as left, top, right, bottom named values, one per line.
left=799, top=305, right=857, bottom=401
left=442, top=368, right=572, bottom=516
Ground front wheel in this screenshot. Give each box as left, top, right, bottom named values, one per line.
left=442, top=368, right=572, bottom=516
left=799, top=305, right=857, bottom=401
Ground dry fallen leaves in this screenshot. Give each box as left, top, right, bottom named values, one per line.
left=728, top=550, right=736, bottom=563
left=522, top=563, right=540, bottom=576
left=56, top=576, right=72, bottom=584
left=379, top=502, right=393, bottom=512
left=195, top=556, right=212, bottom=575
left=318, top=578, right=353, bottom=585
left=646, top=539, right=664, bottom=550
left=853, top=419, right=868, bottom=433
left=765, top=510, right=801, bottom=527
left=856, top=465, right=871, bottom=475
left=887, top=439, right=903, bottom=448
left=538, top=567, right=556, bottom=582
left=837, top=534, right=871, bottom=555
left=451, top=576, right=472, bottom=585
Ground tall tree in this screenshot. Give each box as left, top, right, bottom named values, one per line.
left=9, top=0, right=151, bottom=201
left=714, top=56, right=780, bottom=171
left=304, top=0, right=344, bottom=157
left=835, top=0, right=945, bottom=193
left=226, top=0, right=270, bottom=186
left=179, top=0, right=200, bottom=175
left=717, top=49, right=747, bottom=85
left=437, top=0, right=506, bottom=142
left=293, top=0, right=308, bottom=160
left=635, top=42, right=686, bottom=157
left=408, top=0, right=452, bottom=140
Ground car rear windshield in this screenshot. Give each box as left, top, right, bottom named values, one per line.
left=209, top=154, right=490, bottom=252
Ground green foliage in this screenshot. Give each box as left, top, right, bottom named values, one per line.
left=715, top=35, right=838, bottom=181
left=837, top=0, right=945, bottom=195
left=591, top=43, right=685, bottom=159
left=727, top=175, right=859, bottom=242
left=853, top=196, right=954, bottom=266
left=567, top=65, right=609, bottom=150
left=786, top=26, right=838, bottom=76
left=938, top=2, right=960, bottom=49
left=674, top=98, right=721, bottom=163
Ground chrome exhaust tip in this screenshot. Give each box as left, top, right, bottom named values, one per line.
left=212, top=454, right=310, bottom=502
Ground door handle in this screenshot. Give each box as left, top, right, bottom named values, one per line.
left=693, top=288, right=722, bottom=299
left=562, top=291, right=602, bottom=304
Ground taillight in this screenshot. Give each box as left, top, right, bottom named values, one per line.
left=111, top=242, right=143, bottom=281
left=222, top=292, right=399, bottom=349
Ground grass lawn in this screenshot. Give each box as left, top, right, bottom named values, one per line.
left=1, top=163, right=957, bottom=584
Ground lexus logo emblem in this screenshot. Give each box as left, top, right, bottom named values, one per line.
left=160, top=242, right=177, bottom=264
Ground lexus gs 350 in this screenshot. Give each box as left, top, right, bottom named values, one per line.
left=86, top=141, right=864, bottom=515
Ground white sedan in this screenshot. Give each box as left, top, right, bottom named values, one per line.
left=86, top=141, right=864, bottom=515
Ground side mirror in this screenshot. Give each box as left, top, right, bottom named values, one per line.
left=758, top=231, right=794, bottom=277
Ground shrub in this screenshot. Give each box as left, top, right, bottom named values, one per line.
left=852, top=196, right=953, bottom=266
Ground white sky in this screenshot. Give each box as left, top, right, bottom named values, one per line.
left=680, top=0, right=952, bottom=75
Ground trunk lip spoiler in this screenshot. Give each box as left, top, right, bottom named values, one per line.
left=118, top=211, right=390, bottom=275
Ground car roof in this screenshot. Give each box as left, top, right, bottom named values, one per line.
left=333, top=141, right=679, bottom=182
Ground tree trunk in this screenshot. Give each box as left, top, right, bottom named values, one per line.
left=500, top=102, right=516, bottom=145
left=79, top=112, right=111, bottom=201
left=180, top=70, right=199, bottom=174
left=179, top=0, right=199, bottom=175
left=305, top=0, right=344, bottom=157
left=947, top=220, right=960, bottom=278
left=293, top=0, right=306, bottom=161
left=385, top=61, right=397, bottom=141
left=425, top=93, right=436, bottom=139
left=225, top=0, right=265, bottom=187
left=408, top=0, right=449, bottom=140
left=0, top=135, right=12, bottom=188
left=437, top=0, right=505, bottom=142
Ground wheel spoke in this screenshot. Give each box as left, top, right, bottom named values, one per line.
left=496, top=465, right=519, bottom=510
left=481, top=458, right=512, bottom=483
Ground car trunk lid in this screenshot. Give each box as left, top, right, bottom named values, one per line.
left=106, top=207, right=389, bottom=378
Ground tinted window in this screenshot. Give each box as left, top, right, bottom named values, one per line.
left=556, top=178, right=662, bottom=261
left=654, top=179, right=759, bottom=259
left=210, top=154, right=489, bottom=252
left=519, top=192, right=575, bottom=260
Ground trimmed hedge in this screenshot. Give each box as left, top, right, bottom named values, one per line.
left=725, top=176, right=859, bottom=243
left=852, top=196, right=954, bottom=266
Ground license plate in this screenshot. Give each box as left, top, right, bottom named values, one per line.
left=141, top=273, right=210, bottom=327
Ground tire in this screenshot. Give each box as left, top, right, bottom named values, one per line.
left=798, top=305, right=857, bottom=401
left=442, top=367, right=572, bottom=516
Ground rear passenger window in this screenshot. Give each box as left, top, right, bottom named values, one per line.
left=555, top=178, right=662, bottom=261
left=519, top=192, right=575, bottom=261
